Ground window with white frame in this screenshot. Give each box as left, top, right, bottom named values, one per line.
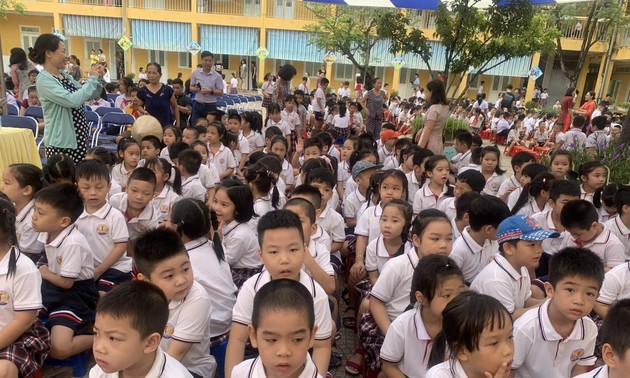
left=85, top=39, right=102, bottom=66
left=467, top=73, right=481, bottom=89
left=304, top=62, right=321, bottom=78
left=178, top=52, right=191, bottom=69
left=149, top=50, right=166, bottom=66
left=20, top=26, right=40, bottom=51
left=491, top=76, right=509, bottom=91
left=334, top=64, right=354, bottom=81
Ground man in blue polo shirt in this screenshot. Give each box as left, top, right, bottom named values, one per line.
left=189, top=51, right=224, bottom=126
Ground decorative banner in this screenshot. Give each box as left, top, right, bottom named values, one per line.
left=392, top=56, right=405, bottom=70
left=53, top=29, right=66, bottom=41
left=323, top=51, right=337, bottom=64
left=529, top=65, right=543, bottom=81
left=187, top=41, right=201, bottom=55
left=256, top=46, right=270, bottom=60
left=117, top=36, right=132, bottom=52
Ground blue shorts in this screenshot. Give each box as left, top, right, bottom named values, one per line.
left=314, top=111, right=324, bottom=121
left=97, top=268, right=133, bottom=293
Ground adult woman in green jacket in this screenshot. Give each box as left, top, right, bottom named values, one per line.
left=31, top=34, right=103, bottom=163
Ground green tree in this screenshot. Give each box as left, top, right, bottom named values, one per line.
left=546, top=0, right=628, bottom=87
left=304, top=4, right=392, bottom=88
left=1, top=0, right=26, bottom=114
left=380, top=0, right=558, bottom=101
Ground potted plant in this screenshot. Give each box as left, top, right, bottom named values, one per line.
left=617, top=102, right=630, bottom=113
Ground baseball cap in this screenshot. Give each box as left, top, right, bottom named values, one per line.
left=380, top=130, right=401, bottom=143
left=496, top=215, right=560, bottom=245
left=352, top=160, right=383, bottom=180
left=456, top=170, right=486, bottom=193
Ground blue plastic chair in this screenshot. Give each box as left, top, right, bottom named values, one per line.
left=24, top=105, right=44, bottom=119
left=107, top=93, right=120, bottom=103
left=0, top=115, right=38, bottom=138
left=94, top=107, right=123, bottom=117
left=95, top=113, right=134, bottom=150
left=85, top=111, right=100, bottom=147
left=7, top=103, right=18, bottom=115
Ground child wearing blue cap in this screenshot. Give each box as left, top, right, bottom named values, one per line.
left=471, top=214, right=559, bottom=320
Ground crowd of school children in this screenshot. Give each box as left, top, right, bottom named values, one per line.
left=2, top=71, right=630, bottom=378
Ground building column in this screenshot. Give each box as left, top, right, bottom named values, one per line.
left=258, top=0, right=268, bottom=86
left=191, top=22, right=199, bottom=71
left=391, top=67, right=401, bottom=94
left=575, top=56, right=592, bottom=95
left=53, top=12, right=63, bottom=33
left=594, top=58, right=614, bottom=100
left=525, top=52, right=541, bottom=102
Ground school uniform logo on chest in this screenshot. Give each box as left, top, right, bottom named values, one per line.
left=160, top=205, right=169, bottom=214
left=163, top=323, right=174, bottom=339
left=96, top=224, right=109, bottom=236
left=56, top=256, right=63, bottom=265
left=0, top=291, right=10, bottom=305
left=220, top=158, right=225, bottom=164
left=570, top=348, right=585, bottom=361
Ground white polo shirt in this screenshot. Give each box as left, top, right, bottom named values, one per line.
left=380, top=308, right=432, bottom=378
left=596, top=261, right=630, bottom=306
left=382, top=155, right=398, bottom=171
left=480, top=169, right=508, bottom=196
left=267, top=118, right=291, bottom=137
left=342, top=188, right=366, bottom=221
left=198, top=163, right=220, bottom=190
left=232, top=354, right=322, bottom=378
left=378, top=146, right=394, bottom=166
left=575, top=365, right=610, bottom=378
left=232, top=271, right=333, bottom=341
left=108, top=178, right=122, bottom=199
left=222, top=221, right=261, bottom=269
left=560, top=225, right=625, bottom=269
left=405, top=171, right=422, bottom=206
left=152, top=185, right=182, bottom=224
left=161, top=281, right=215, bottom=377
left=15, top=199, right=43, bottom=255
left=470, top=254, right=532, bottom=314
left=338, top=161, right=351, bottom=186
left=450, top=227, right=499, bottom=283
left=306, top=239, right=334, bottom=276
left=254, top=197, right=275, bottom=219
left=109, top=193, right=159, bottom=241
left=508, top=187, right=524, bottom=210
left=207, top=144, right=236, bottom=175
left=604, top=216, right=630, bottom=260
left=515, top=199, right=550, bottom=217
left=437, top=197, right=456, bottom=220
left=452, top=150, right=472, bottom=173
left=233, top=133, right=251, bottom=168
left=370, top=248, right=420, bottom=321
left=513, top=299, right=597, bottom=378
left=311, top=224, right=332, bottom=251
left=355, top=203, right=384, bottom=244
left=75, top=203, right=131, bottom=272
left=316, top=205, right=345, bottom=243
left=580, top=185, right=595, bottom=204
left=181, top=174, right=206, bottom=202
left=242, top=130, right=265, bottom=152
left=38, top=224, right=94, bottom=280
left=425, top=359, right=468, bottom=378
left=497, top=175, right=520, bottom=202
left=89, top=347, right=193, bottom=378
left=413, top=182, right=451, bottom=215
left=281, top=160, right=295, bottom=188
left=111, top=163, right=131, bottom=189
left=281, top=109, right=300, bottom=131
left=365, top=236, right=411, bottom=274
left=531, top=210, right=567, bottom=255
left=0, top=249, right=42, bottom=329
left=185, top=238, right=237, bottom=337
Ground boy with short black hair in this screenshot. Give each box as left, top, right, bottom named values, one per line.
left=451, top=131, right=473, bottom=174
left=90, top=281, right=193, bottom=377
left=133, top=228, right=215, bottom=377
left=109, top=167, right=159, bottom=242
left=406, top=149, right=434, bottom=204
left=564, top=115, right=587, bottom=150
left=140, top=135, right=161, bottom=162
left=512, top=247, right=605, bottom=377
left=531, top=179, right=581, bottom=255
left=232, top=279, right=322, bottom=378
left=182, top=127, right=199, bottom=145
left=177, top=149, right=205, bottom=202
left=457, top=144, right=482, bottom=173
left=306, top=167, right=345, bottom=254
left=32, top=183, right=98, bottom=360
left=264, top=126, right=283, bottom=153
left=579, top=299, right=630, bottom=377
left=560, top=199, right=625, bottom=270
left=344, top=161, right=381, bottom=228
left=452, top=191, right=481, bottom=239
left=471, top=214, right=556, bottom=319
left=450, top=195, right=510, bottom=283
left=605, top=186, right=630, bottom=260
left=302, top=137, right=324, bottom=163
left=75, top=160, right=131, bottom=296
left=437, top=169, right=485, bottom=220
left=291, top=184, right=332, bottom=250
left=496, top=151, right=536, bottom=203
left=586, top=115, right=609, bottom=155
left=225, top=210, right=333, bottom=377
left=227, top=112, right=250, bottom=175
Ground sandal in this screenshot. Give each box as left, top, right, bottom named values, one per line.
left=342, top=306, right=357, bottom=329
left=345, top=348, right=364, bottom=376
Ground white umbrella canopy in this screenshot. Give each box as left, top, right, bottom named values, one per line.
left=303, top=0, right=594, bottom=10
